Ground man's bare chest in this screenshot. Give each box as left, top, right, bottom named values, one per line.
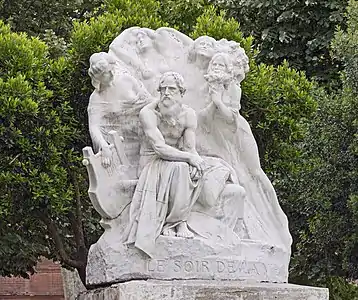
left=157, top=114, right=187, bottom=145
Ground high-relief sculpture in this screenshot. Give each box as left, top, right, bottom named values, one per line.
left=82, top=27, right=292, bottom=286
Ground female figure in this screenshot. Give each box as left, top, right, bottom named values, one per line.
left=109, top=28, right=170, bottom=96
left=183, top=36, right=217, bottom=111
left=188, top=36, right=216, bottom=70
left=87, top=52, right=152, bottom=166
left=197, top=52, right=292, bottom=252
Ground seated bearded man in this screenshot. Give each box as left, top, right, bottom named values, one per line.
left=124, top=71, right=244, bottom=257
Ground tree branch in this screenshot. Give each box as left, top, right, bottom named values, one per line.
left=38, top=212, right=84, bottom=269
left=68, top=168, right=88, bottom=257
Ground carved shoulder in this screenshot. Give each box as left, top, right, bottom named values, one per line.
left=139, top=105, right=158, bottom=130
left=184, top=106, right=198, bottom=130
left=88, top=91, right=98, bottom=105
left=88, top=92, right=103, bottom=114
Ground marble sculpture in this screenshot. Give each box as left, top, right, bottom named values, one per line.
left=82, top=27, right=293, bottom=286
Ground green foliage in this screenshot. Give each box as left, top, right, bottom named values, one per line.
left=327, top=277, right=358, bottom=300
left=42, top=30, right=68, bottom=58
left=0, top=20, right=76, bottom=276
left=287, top=3, right=358, bottom=298
left=191, top=6, right=253, bottom=53
left=288, top=89, right=358, bottom=281
left=213, top=0, right=348, bottom=84
left=332, top=0, right=358, bottom=94
left=106, top=0, right=207, bottom=35
left=105, top=0, right=161, bottom=15
left=0, top=0, right=104, bottom=38
left=243, top=62, right=316, bottom=174
left=159, top=0, right=208, bottom=34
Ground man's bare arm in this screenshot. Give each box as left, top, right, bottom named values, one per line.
left=139, top=106, right=193, bottom=162
left=211, top=90, right=235, bottom=123
left=182, top=108, right=206, bottom=176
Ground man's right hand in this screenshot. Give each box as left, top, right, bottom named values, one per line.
left=189, top=165, right=201, bottom=180
left=188, top=154, right=205, bottom=177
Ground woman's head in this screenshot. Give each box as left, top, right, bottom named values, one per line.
left=216, top=39, right=249, bottom=81
left=233, top=47, right=249, bottom=74
left=133, top=29, right=156, bottom=53
left=88, top=52, right=116, bottom=90
left=188, top=36, right=216, bottom=64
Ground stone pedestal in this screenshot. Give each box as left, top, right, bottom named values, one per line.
left=87, top=233, right=290, bottom=285
left=78, top=280, right=329, bottom=300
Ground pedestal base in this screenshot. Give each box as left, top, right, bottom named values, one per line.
left=78, top=280, right=329, bottom=300
left=87, top=236, right=289, bottom=285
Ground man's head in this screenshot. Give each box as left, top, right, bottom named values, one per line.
left=157, top=72, right=186, bottom=107
left=208, top=53, right=233, bottom=77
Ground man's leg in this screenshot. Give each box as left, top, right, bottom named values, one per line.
left=165, top=162, right=202, bottom=238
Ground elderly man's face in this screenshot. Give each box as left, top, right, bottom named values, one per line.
left=158, top=75, right=181, bottom=107
left=210, top=56, right=227, bottom=74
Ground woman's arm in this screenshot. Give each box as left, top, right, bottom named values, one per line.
left=210, top=88, right=235, bottom=123
left=88, top=93, right=109, bottom=153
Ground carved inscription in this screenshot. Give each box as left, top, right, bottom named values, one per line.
left=146, top=259, right=265, bottom=277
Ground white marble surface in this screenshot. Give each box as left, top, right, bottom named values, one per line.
left=83, top=27, right=292, bottom=286
left=78, top=280, right=329, bottom=300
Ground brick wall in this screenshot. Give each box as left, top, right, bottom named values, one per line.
left=0, top=258, right=65, bottom=300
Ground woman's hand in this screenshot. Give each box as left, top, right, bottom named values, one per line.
left=101, top=145, right=112, bottom=168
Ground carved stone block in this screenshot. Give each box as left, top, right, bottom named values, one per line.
left=78, top=280, right=329, bottom=300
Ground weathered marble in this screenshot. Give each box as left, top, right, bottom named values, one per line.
left=83, top=27, right=293, bottom=286
left=86, top=235, right=289, bottom=285
left=78, top=280, right=329, bottom=300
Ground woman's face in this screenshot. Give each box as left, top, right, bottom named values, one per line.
left=234, top=51, right=249, bottom=73
left=195, top=37, right=215, bottom=58
left=92, top=60, right=113, bottom=86
left=136, top=31, right=153, bottom=52
left=99, top=70, right=113, bottom=85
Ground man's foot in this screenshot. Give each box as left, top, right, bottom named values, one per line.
left=176, top=222, right=194, bottom=238
left=162, top=227, right=176, bottom=237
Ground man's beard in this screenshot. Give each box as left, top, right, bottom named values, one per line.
left=158, top=97, right=181, bottom=117
left=157, top=97, right=182, bottom=127
left=204, top=69, right=232, bottom=85
left=161, top=96, right=176, bottom=107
